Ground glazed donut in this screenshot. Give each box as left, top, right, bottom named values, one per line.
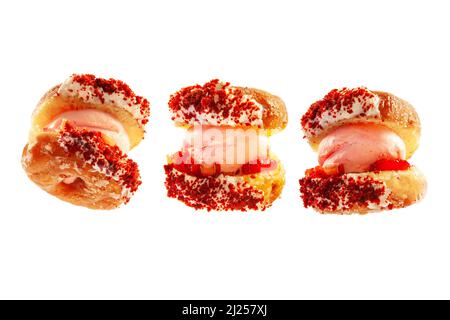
left=300, top=87, right=426, bottom=214
left=165, top=79, right=287, bottom=211
left=22, top=74, right=150, bottom=210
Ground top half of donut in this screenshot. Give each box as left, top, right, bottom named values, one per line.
left=301, top=87, right=421, bottom=159
left=30, top=74, right=151, bottom=149
left=168, top=79, right=288, bottom=134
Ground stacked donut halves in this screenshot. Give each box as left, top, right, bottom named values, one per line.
left=165, top=80, right=288, bottom=211
left=300, top=88, right=426, bottom=214
left=22, top=74, right=150, bottom=210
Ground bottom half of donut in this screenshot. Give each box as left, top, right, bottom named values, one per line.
left=300, top=167, right=427, bottom=214
left=22, top=129, right=141, bottom=210
left=164, top=160, right=285, bottom=212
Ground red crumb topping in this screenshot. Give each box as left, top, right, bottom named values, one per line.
left=370, top=159, right=411, bottom=172
left=58, top=124, right=141, bottom=199
left=168, top=79, right=262, bottom=126
left=299, top=167, right=387, bottom=212
left=301, top=87, right=376, bottom=136
left=164, top=163, right=265, bottom=212
left=71, top=74, right=150, bottom=125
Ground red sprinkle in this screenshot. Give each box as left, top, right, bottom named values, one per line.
left=71, top=74, right=150, bottom=125
left=169, top=79, right=262, bottom=126
left=302, top=87, right=376, bottom=136
left=299, top=167, right=387, bottom=212
left=164, top=163, right=265, bottom=212
left=58, top=124, right=141, bottom=199
left=370, top=159, right=411, bottom=172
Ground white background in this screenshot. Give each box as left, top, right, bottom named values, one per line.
left=0, top=0, right=449, bottom=300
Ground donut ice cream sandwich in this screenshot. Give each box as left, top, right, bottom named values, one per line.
left=300, top=88, right=426, bottom=214
left=22, top=74, right=150, bottom=210
left=165, top=79, right=288, bottom=211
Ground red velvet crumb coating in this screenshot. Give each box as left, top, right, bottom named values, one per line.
left=70, top=74, right=150, bottom=125
left=168, top=79, right=263, bottom=127
left=301, top=87, right=377, bottom=137
left=164, top=163, right=265, bottom=211
left=299, top=167, right=389, bottom=212
left=58, top=124, right=141, bottom=200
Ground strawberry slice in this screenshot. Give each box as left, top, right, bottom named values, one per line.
left=370, top=159, right=411, bottom=172
left=240, top=159, right=278, bottom=175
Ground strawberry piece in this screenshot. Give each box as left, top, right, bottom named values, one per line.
left=370, top=159, right=411, bottom=172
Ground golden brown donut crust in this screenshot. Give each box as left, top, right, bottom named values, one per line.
left=373, top=91, right=421, bottom=158
left=237, top=87, right=288, bottom=131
